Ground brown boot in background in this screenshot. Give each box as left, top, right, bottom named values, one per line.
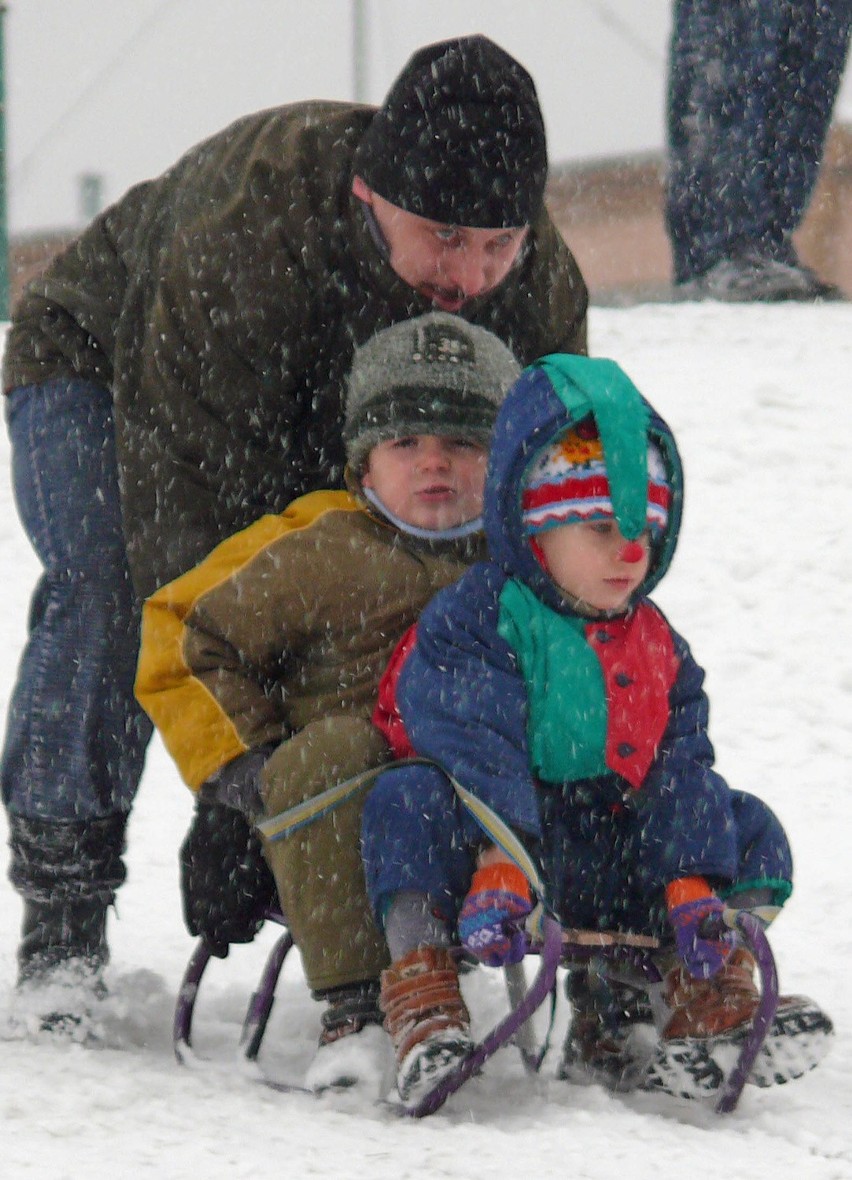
left=380, top=946, right=472, bottom=1107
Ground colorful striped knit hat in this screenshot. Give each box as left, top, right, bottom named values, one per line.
left=522, top=418, right=671, bottom=537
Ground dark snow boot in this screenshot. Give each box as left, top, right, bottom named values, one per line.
left=7, top=813, right=127, bottom=1035
left=18, top=896, right=109, bottom=983
left=15, top=897, right=110, bottom=1034
left=558, top=966, right=658, bottom=1092
left=305, top=980, right=389, bottom=1093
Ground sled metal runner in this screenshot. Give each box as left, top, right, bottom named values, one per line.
left=173, top=909, right=295, bottom=1069
left=173, top=908, right=778, bottom=1117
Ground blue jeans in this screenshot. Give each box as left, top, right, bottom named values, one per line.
left=666, top=0, right=852, bottom=281
left=2, top=380, right=152, bottom=822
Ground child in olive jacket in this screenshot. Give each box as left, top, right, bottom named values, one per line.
left=135, top=312, right=520, bottom=1092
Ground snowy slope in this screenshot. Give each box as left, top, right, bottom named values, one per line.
left=0, top=302, right=850, bottom=1180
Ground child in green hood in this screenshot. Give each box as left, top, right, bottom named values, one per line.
left=361, top=354, right=832, bottom=1109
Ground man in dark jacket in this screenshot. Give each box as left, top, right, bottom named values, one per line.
left=1, top=35, right=588, bottom=1021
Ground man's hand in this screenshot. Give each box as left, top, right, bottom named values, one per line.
left=180, top=797, right=277, bottom=958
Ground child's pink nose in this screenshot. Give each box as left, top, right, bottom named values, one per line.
left=619, top=541, right=646, bottom=564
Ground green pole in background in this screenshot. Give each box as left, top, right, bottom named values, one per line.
left=0, top=3, right=8, bottom=321
left=352, top=0, right=368, bottom=104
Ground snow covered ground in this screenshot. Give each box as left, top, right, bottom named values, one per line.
left=0, top=302, right=849, bottom=1179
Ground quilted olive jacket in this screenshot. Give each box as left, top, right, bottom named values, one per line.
left=5, top=102, right=588, bottom=595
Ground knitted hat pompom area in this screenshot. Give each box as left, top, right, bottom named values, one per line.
left=522, top=418, right=672, bottom=538
left=343, top=313, right=521, bottom=475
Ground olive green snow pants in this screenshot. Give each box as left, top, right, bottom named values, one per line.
left=259, top=714, right=390, bottom=993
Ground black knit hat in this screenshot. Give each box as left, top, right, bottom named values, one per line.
left=344, top=312, right=521, bottom=474
left=354, top=35, right=548, bottom=229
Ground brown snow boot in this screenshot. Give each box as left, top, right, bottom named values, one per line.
left=644, top=947, right=834, bottom=1100
left=661, top=947, right=760, bottom=1040
left=380, top=946, right=472, bottom=1107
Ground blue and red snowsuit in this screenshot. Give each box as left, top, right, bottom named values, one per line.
left=361, top=356, right=792, bottom=938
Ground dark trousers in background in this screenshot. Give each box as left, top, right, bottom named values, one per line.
left=666, top=0, right=852, bottom=282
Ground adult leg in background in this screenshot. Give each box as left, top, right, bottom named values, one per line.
left=762, top=1, right=852, bottom=264
left=666, top=0, right=851, bottom=288
left=2, top=379, right=152, bottom=989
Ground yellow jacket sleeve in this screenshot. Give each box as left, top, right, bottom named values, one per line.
left=135, top=490, right=359, bottom=790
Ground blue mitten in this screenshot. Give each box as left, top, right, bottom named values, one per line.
left=458, top=862, right=533, bottom=967
left=666, top=879, right=736, bottom=979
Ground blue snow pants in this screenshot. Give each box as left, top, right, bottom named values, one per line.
left=361, top=763, right=793, bottom=937
left=1, top=380, right=152, bottom=823
left=666, top=0, right=852, bottom=282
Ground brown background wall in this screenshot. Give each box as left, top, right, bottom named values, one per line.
left=8, top=125, right=852, bottom=310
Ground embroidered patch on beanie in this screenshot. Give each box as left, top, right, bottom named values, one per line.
left=522, top=421, right=671, bottom=536
left=344, top=312, right=521, bottom=473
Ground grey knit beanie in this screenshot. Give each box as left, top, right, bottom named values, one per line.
left=344, top=313, right=521, bottom=474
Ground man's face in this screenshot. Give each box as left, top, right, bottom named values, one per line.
left=353, top=178, right=529, bottom=311
left=361, top=434, right=488, bottom=531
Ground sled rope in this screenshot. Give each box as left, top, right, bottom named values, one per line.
left=256, top=756, right=546, bottom=915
